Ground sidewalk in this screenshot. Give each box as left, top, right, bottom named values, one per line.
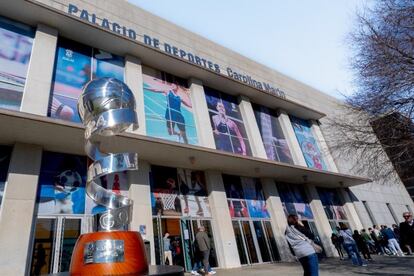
left=197, top=255, right=414, bottom=276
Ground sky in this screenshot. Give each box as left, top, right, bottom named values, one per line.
left=128, top=0, right=366, bottom=99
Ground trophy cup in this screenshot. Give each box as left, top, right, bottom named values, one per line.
left=70, top=78, right=148, bottom=275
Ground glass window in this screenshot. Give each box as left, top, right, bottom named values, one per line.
left=290, top=116, right=327, bottom=170
left=48, top=38, right=124, bottom=123
left=204, top=87, right=251, bottom=156
left=150, top=165, right=211, bottom=218
left=143, top=66, right=198, bottom=145
left=252, top=104, right=293, bottom=163
left=0, top=16, right=34, bottom=110
left=0, top=145, right=12, bottom=207
left=223, top=175, right=269, bottom=219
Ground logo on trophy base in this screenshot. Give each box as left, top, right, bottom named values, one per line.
left=70, top=78, right=148, bottom=275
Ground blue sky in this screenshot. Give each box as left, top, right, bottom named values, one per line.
left=128, top=0, right=366, bottom=99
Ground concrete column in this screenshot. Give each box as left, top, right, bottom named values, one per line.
left=310, top=121, right=338, bottom=172
left=277, top=111, right=307, bottom=166
left=338, top=188, right=364, bottom=231
left=304, top=184, right=337, bottom=257
left=0, top=143, right=43, bottom=276
left=128, top=161, right=154, bottom=264
left=188, top=78, right=216, bottom=148
left=20, top=24, right=58, bottom=115
left=125, top=55, right=146, bottom=135
left=238, top=96, right=267, bottom=159
left=205, top=171, right=240, bottom=268
left=261, top=178, right=294, bottom=261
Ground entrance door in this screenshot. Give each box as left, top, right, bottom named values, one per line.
left=30, top=216, right=84, bottom=275
left=153, top=217, right=217, bottom=271
left=232, top=220, right=279, bottom=265
left=153, top=217, right=185, bottom=267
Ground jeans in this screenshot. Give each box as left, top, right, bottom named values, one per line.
left=299, top=253, right=319, bottom=276
left=388, top=238, right=404, bottom=256
left=202, top=250, right=210, bottom=273
left=344, top=243, right=364, bottom=266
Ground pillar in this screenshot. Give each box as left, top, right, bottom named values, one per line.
left=304, top=184, right=337, bottom=257
left=20, top=24, right=58, bottom=115
left=128, top=161, right=154, bottom=263
left=125, top=55, right=146, bottom=135
left=277, top=111, right=307, bottom=166
left=261, top=178, right=294, bottom=261
left=238, top=96, right=267, bottom=159
left=0, top=143, right=43, bottom=275
left=188, top=78, right=215, bottom=149
left=339, top=188, right=364, bottom=231
left=205, top=171, right=240, bottom=268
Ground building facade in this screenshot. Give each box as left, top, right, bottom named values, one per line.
left=0, top=0, right=413, bottom=275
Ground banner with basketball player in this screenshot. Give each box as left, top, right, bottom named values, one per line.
left=223, top=175, right=269, bottom=219
left=48, top=38, right=124, bottom=123
left=150, top=165, right=211, bottom=218
left=290, top=116, right=327, bottom=170
left=36, top=152, right=87, bottom=215
left=142, top=66, right=198, bottom=145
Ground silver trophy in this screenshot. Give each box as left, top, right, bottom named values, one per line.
left=78, top=77, right=139, bottom=231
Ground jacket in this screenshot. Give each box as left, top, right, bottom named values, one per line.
left=399, top=221, right=414, bottom=245
left=196, top=231, right=211, bottom=252
left=285, top=225, right=315, bottom=259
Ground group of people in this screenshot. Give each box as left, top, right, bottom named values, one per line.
left=331, top=211, right=414, bottom=265
left=286, top=211, right=414, bottom=276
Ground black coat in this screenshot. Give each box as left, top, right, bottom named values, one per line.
left=399, top=221, right=414, bottom=246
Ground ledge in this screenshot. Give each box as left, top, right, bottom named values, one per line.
left=0, top=109, right=371, bottom=187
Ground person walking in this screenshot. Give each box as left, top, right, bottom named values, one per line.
left=195, top=226, right=216, bottom=275
left=353, top=230, right=372, bottom=260
left=285, top=214, right=319, bottom=276
left=399, top=212, right=414, bottom=255
left=361, top=229, right=376, bottom=253
left=338, top=223, right=366, bottom=266
left=369, top=227, right=385, bottom=255
left=381, top=225, right=404, bottom=256
left=331, top=233, right=345, bottom=260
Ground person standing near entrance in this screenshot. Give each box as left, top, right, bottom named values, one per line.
left=285, top=214, right=319, bottom=276
left=400, top=212, right=414, bottom=255
left=195, top=226, right=216, bottom=275
left=163, top=232, right=173, bottom=265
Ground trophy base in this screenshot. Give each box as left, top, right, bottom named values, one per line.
left=70, top=231, right=148, bottom=276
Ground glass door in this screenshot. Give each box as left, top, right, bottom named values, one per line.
left=232, top=220, right=279, bottom=265
left=263, top=221, right=280, bottom=261
left=30, top=216, right=84, bottom=275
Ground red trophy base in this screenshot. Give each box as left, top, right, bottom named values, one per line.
left=70, top=231, right=148, bottom=276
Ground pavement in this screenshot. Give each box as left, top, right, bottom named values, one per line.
left=188, top=255, right=414, bottom=276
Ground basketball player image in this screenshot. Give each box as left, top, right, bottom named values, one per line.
left=146, top=80, right=192, bottom=144
left=212, top=101, right=247, bottom=155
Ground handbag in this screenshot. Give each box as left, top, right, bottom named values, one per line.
left=291, top=226, right=323, bottom=254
